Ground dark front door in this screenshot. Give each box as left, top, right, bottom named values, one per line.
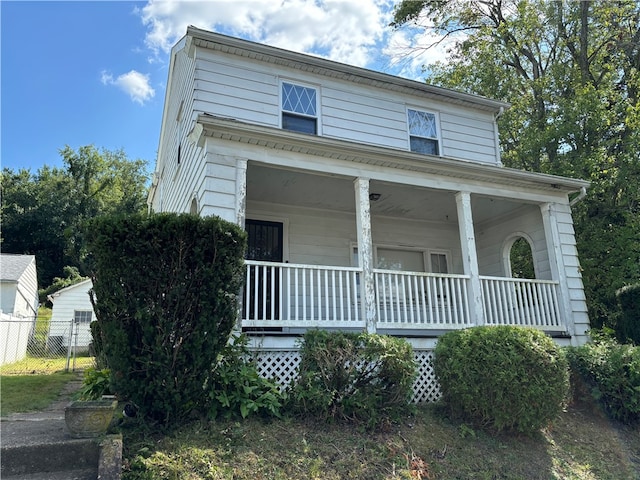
left=245, top=219, right=283, bottom=321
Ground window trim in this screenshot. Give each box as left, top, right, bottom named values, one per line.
left=352, top=243, right=452, bottom=275
left=280, top=79, right=320, bottom=134
left=406, top=107, right=441, bottom=156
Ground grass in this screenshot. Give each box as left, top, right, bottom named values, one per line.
left=0, top=354, right=95, bottom=375
left=120, top=397, right=640, bottom=480
left=0, top=371, right=77, bottom=416
left=1, top=373, right=638, bottom=479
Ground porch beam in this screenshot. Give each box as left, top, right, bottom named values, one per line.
left=540, top=203, right=574, bottom=337
left=455, top=191, right=484, bottom=325
left=354, top=177, right=377, bottom=333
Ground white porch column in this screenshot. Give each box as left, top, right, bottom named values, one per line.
left=235, top=158, right=248, bottom=331
left=354, top=177, right=377, bottom=334
left=540, top=203, right=575, bottom=336
left=235, top=158, right=248, bottom=228
left=455, top=191, right=484, bottom=325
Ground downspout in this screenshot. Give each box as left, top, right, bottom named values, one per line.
left=569, top=186, right=587, bottom=207
left=493, top=106, right=505, bottom=166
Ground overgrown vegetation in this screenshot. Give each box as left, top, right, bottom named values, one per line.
left=288, top=330, right=417, bottom=430
left=567, top=332, right=640, bottom=425
left=121, top=400, right=639, bottom=480
left=434, top=326, right=569, bottom=434
left=86, top=213, right=246, bottom=426
left=616, top=283, right=640, bottom=345
left=208, top=335, right=283, bottom=420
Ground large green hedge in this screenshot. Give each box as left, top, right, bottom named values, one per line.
left=86, top=213, right=246, bottom=425
left=434, top=326, right=569, bottom=434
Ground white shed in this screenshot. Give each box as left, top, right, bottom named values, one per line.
left=47, top=279, right=95, bottom=352
left=0, top=254, right=38, bottom=365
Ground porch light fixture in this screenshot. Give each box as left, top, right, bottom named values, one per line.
left=369, top=193, right=382, bottom=201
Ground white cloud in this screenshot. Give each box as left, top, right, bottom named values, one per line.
left=137, top=0, right=395, bottom=68
left=101, top=70, right=156, bottom=105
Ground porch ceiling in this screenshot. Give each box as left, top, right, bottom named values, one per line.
left=246, top=164, right=528, bottom=224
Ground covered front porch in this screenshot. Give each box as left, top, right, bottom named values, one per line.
left=239, top=162, right=578, bottom=341
left=242, top=261, right=563, bottom=334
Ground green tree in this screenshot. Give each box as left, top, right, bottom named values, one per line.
left=1, top=145, right=149, bottom=289
left=391, top=0, right=640, bottom=329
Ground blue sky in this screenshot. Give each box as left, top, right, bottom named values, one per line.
left=1, top=1, right=447, bottom=174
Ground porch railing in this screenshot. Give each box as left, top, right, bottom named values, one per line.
left=243, top=261, right=564, bottom=332
left=243, top=260, right=363, bottom=328
left=480, top=276, right=562, bottom=329
left=374, top=270, right=471, bottom=328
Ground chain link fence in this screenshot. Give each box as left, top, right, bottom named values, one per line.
left=1, top=313, right=95, bottom=375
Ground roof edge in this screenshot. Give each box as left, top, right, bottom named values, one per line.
left=186, top=26, right=510, bottom=114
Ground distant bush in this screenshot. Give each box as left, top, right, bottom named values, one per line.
left=566, top=332, right=640, bottom=424
left=288, top=330, right=416, bottom=430
left=86, top=213, right=246, bottom=426
left=615, top=284, right=640, bottom=345
left=208, top=335, right=283, bottom=420
left=434, top=326, right=569, bottom=434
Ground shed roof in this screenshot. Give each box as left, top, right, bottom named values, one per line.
left=47, top=278, right=93, bottom=303
left=0, top=254, right=35, bottom=283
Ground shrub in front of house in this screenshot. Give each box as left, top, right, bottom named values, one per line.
left=566, top=332, right=640, bottom=424
left=208, top=335, right=283, bottom=420
left=615, top=283, right=640, bottom=345
left=86, top=213, right=246, bottom=426
left=434, top=326, right=569, bottom=434
left=288, top=330, right=417, bottom=430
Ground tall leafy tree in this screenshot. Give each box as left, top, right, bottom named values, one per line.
left=1, top=145, right=149, bottom=289
left=391, top=0, right=640, bottom=329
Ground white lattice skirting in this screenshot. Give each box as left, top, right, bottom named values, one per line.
left=253, top=349, right=440, bottom=404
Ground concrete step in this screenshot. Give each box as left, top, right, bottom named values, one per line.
left=1, top=438, right=99, bottom=477
left=1, top=434, right=121, bottom=480
left=2, top=467, right=98, bottom=480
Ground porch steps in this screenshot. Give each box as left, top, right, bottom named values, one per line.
left=0, top=434, right=122, bottom=480
left=0, top=377, right=122, bottom=480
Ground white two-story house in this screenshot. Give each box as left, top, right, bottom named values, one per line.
left=148, top=27, right=590, bottom=400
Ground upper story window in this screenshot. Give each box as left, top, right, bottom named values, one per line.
left=282, top=82, right=317, bottom=134
left=408, top=109, right=439, bottom=155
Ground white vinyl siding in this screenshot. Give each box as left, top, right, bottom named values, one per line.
left=185, top=48, right=500, bottom=165
left=475, top=204, right=550, bottom=279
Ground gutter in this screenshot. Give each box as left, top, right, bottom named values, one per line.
left=569, top=186, right=588, bottom=207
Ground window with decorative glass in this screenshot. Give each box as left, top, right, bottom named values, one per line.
left=281, top=82, right=317, bottom=134
left=407, top=109, right=439, bottom=155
